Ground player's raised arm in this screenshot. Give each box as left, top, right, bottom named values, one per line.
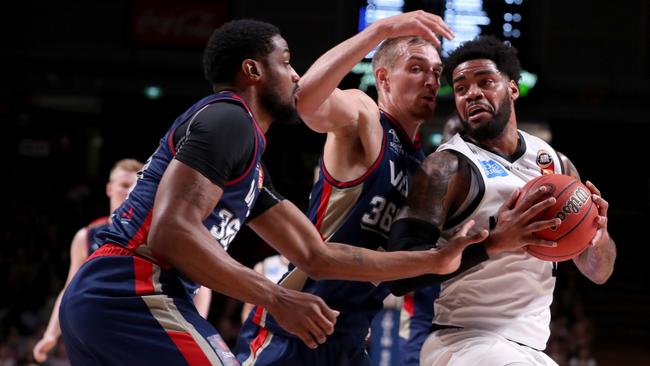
left=297, top=10, right=453, bottom=133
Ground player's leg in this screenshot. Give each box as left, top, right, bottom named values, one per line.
left=420, top=328, right=558, bottom=366
left=61, top=255, right=236, bottom=365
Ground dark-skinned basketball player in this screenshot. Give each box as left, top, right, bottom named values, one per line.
left=385, top=36, right=617, bottom=366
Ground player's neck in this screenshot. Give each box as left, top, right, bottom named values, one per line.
left=219, top=86, right=272, bottom=133
left=472, top=119, right=519, bottom=157
left=379, top=106, right=423, bottom=143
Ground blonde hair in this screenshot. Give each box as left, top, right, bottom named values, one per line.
left=110, top=158, right=143, bottom=179
left=371, top=36, right=435, bottom=71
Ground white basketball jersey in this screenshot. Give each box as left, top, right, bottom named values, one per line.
left=434, top=130, right=563, bottom=351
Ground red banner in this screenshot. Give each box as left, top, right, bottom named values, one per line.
left=130, top=0, right=227, bottom=47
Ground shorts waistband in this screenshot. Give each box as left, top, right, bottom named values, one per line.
left=87, top=243, right=171, bottom=270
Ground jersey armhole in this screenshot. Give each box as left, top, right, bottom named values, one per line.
left=442, top=150, right=486, bottom=231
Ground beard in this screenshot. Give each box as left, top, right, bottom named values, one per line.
left=460, top=96, right=511, bottom=141
left=259, top=77, right=299, bottom=125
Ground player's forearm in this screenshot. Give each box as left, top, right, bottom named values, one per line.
left=297, top=22, right=387, bottom=115
left=149, top=220, right=280, bottom=309
left=43, top=291, right=64, bottom=339
left=311, top=243, right=446, bottom=282
left=574, top=233, right=616, bottom=284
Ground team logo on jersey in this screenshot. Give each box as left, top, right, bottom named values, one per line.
left=387, top=129, right=404, bottom=155
left=536, top=150, right=555, bottom=175
left=480, top=160, right=508, bottom=178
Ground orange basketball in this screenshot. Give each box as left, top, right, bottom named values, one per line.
left=516, top=174, right=599, bottom=261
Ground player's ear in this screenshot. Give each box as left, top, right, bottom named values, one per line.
left=509, top=79, right=519, bottom=101
left=242, top=59, right=261, bottom=81
left=106, top=181, right=112, bottom=199
left=375, top=67, right=389, bottom=92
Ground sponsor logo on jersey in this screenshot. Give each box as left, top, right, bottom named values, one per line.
left=536, top=150, right=555, bottom=175
left=480, top=160, right=508, bottom=178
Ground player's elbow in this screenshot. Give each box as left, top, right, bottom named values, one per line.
left=148, top=214, right=186, bottom=261
left=293, top=253, right=330, bottom=281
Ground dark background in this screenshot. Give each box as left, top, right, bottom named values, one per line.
left=1, top=0, right=648, bottom=365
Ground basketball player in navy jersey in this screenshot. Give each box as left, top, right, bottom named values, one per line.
left=32, top=159, right=142, bottom=363
left=398, top=115, right=464, bottom=366
left=59, top=19, right=489, bottom=366
left=235, top=11, right=524, bottom=366
left=386, top=36, right=617, bottom=365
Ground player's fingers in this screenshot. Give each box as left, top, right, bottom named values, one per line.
left=303, top=316, right=328, bottom=345
left=592, top=195, right=609, bottom=216
left=455, top=219, right=476, bottom=237
left=523, top=197, right=556, bottom=220
left=311, top=303, right=337, bottom=336
left=526, top=237, right=557, bottom=248
left=416, top=11, right=455, bottom=40
left=586, top=181, right=601, bottom=196
left=517, top=185, right=550, bottom=211
left=296, top=327, right=319, bottom=349
left=526, top=218, right=561, bottom=233
left=500, top=188, right=520, bottom=213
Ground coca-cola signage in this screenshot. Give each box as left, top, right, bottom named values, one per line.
left=130, top=0, right=227, bottom=47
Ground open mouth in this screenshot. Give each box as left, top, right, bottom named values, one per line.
left=421, top=95, right=435, bottom=103
left=467, top=103, right=492, bottom=118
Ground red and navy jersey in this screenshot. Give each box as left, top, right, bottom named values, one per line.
left=258, top=111, right=424, bottom=343
left=86, top=216, right=110, bottom=256
left=95, top=91, right=266, bottom=295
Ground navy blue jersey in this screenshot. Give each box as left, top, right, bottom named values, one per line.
left=95, top=91, right=266, bottom=295
left=86, top=216, right=110, bottom=256
left=255, top=111, right=425, bottom=344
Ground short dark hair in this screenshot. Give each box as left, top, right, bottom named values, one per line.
left=203, top=19, right=280, bottom=85
left=443, top=35, right=521, bottom=85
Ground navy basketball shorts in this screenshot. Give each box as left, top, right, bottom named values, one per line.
left=235, top=308, right=370, bottom=366
left=59, top=244, right=238, bottom=366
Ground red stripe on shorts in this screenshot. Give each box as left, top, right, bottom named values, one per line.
left=166, top=330, right=212, bottom=365
left=133, top=256, right=154, bottom=295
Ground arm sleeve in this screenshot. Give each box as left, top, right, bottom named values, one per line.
left=173, top=102, right=255, bottom=188
left=247, top=165, right=285, bottom=222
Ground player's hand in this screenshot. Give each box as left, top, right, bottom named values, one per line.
left=374, top=10, right=454, bottom=47
left=33, top=334, right=57, bottom=363
left=585, top=181, right=610, bottom=248
left=267, top=288, right=339, bottom=349
left=485, top=186, right=560, bottom=256
left=433, top=220, right=488, bottom=274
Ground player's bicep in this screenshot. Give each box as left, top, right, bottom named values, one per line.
left=395, top=151, right=462, bottom=228
left=301, top=89, right=378, bottom=133
left=154, top=159, right=223, bottom=224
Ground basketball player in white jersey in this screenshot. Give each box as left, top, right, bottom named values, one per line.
left=385, top=36, right=617, bottom=365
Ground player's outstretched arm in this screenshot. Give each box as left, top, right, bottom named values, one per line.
left=148, top=160, right=337, bottom=349
left=385, top=151, right=561, bottom=295
left=33, top=227, right=89, bottom=363
left=297, top=10, right=453, bottom=133
left=248, top=198, right=483, bottom=283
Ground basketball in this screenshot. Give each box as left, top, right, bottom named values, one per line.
left=517, top=174, right=599, bottom=261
